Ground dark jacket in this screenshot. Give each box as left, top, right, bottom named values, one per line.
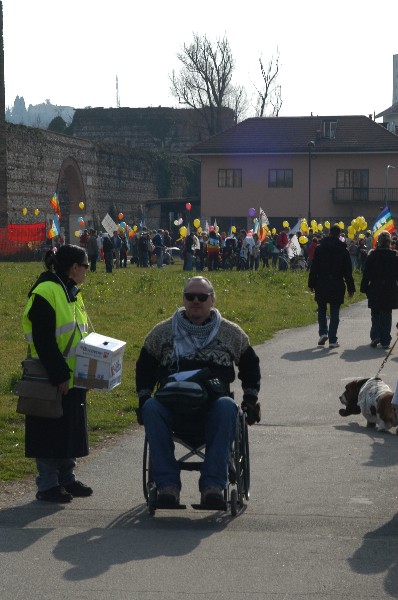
left=24, top=272, right=88, bottom=459
left=308, top=236, right=355, bottom=304
left=360, top=248, right=398, bottom=310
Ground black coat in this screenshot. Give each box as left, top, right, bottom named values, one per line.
left=308, top=236, right=355, bottom=305
left=24, top=272, right=89, bottom=459
left=360, top=248, right=398, bottom=310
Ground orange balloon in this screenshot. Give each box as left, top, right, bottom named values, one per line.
left=118, top=212, right=124, bottom=220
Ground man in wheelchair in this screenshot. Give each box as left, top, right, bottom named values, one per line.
left=135, top=276, right=261, bottom=509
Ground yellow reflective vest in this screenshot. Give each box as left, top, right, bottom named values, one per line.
left=22, top=279, right=88, bottom=386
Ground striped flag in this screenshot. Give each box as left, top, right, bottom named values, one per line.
left=47, top=213, right=60, bottom=239
left=50, top=193, right=61, bottom=218
left=371, top=206, right=395, bottom=247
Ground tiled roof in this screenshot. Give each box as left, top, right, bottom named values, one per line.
left=187, top=115, right=398, bottom=155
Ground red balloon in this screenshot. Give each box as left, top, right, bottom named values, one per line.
left=185, top=202, right=192, bottom=211
left=209, top=225, right=214, bottom=231
left=118, top=212, right=124, bottom=220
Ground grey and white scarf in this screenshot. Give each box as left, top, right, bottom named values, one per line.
left=172, top=307, right=222, bottom=362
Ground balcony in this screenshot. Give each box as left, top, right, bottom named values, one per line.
left=332, top=188, right=398, bottom=204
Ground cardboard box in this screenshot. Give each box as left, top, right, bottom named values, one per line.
left=74, top=332, right=126, bottom=390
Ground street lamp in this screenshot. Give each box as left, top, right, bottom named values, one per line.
left=384, top=164, right=396, bottom=206
left=307, top=141, right=315, bottom=224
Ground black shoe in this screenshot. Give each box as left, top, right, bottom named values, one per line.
left=370, top=339, right=380, bottom=348
left=36, top=485, right=73, bottom=503
left=62, top=480, right=93, bottom=497
left=157, top=486, right=180, bottom=507
left=201, top=486, right=225, bottom=509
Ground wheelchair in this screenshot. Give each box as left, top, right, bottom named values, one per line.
left=142, top=406, right=250, bottom=516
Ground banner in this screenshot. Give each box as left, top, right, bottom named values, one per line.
left=371, top=206, right=395, bottom=247
left=47, top=213, right=60, bottom=239
left=8, top=222, right=46, bottom=242
left=101, top=214, right=118, bottom=236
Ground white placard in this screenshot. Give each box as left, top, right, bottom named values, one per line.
left=101, top=213, right=118, bottom=236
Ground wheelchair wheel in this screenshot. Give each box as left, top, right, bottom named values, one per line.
left=241, top=412, right=250, bottom=500
left=230, top=488, right=238, bottom=516
left=233, top=411, right=250, bottom=508
left=143, top=435, right=154, bottom=503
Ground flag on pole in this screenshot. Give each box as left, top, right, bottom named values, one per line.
left=50, top=193, right=61, bottom=218
left=47, top=213, right=60, bottom=239
left=371, top=205, right=395, bottom=247
left=258, top=207, right=269, bottom=241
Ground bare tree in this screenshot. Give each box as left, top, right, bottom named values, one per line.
left=253, top=50, right=282, bottom=117
left=170, top=34, right=235, bottom=135
left=225, top=84, right=249, bottom=124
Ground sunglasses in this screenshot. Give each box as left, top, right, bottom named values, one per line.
left=184, top=292, right=213, bottom=302
left=79, top=263, right=89, bottom=270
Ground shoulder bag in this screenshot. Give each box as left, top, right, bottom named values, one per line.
left=15, top=322, right=78, bottom=419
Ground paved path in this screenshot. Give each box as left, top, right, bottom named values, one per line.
left=1, top=300, right=398, bottom=599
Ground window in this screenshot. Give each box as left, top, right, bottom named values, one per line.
left=336, top=169, right=369, bottom=188
left=336, top=169, right=369, bottom=201
left=322, top=119, right=337, bottom=139
left=218, top=169, right=242, bottom=188
left=268, top=169, right=293, bottom=188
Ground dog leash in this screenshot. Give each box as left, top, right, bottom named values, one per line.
left=374, top=336, right=398, bottom=379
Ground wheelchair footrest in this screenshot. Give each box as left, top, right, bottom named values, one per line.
left=191, top=502, right=228, bottom=511
left=179, top=462, right=203, bottom=471
left=154, top=503, right=187, bottom=510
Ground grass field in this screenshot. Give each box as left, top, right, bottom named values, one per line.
left=0, top=261, right=363, bottom=482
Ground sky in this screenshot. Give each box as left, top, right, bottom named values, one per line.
left=3, top=0, right=397, bottom=120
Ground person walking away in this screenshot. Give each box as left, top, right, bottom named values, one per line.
left=306, top=236, right=318, bottom=270
left=86, top=229, right=98, bottom=272
left=138, top=228, right=150, bottom=268
left=308, top=225, right=355, bottom=348
left=356, top=237, right=368, bottom=273
left=136, top=276, right=261, bottom=508
left=207, top=230, right=221, bottom=271
left=112, top=231, right=121, bottom=269
left=348, top=238, right=358, bottom=271
left=102, top=233, right=113, bottom=273
left=360, top=231, right=398, bottom=349
left=250, top=233, right=261, bottom=270
left=22, top=244, right=92, bottom=502
left=152, top=229, right=164, bottom=268
left=119, top=233, right=128, bottom=267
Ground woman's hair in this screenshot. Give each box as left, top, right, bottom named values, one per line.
left=44, top=244, right=86, bottom=274
left=377, top=231, right=391, bottom=248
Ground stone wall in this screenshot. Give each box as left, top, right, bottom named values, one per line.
left=69, top=106, right=235, bottom=153
left=6, top=123, right=194, bottom=241
left=0, top=4, right=7, bottom=227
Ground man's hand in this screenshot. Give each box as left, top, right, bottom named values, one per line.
left=241, top=395, right=261, bottom=425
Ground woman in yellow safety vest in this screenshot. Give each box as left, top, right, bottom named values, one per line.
left=22, top=244, right=91, bottom=503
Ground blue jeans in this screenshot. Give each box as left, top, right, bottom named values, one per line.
left=370, top=309, right=392, bottom=346
left=317, top=302, right=340, bottom=344
left=35, top=457, right=77, bottom=492
left=183, top=252, right=193, bottom=271
left=142, top=396, right=238, bottom=491
left=156, top=250, right=163, bottom=268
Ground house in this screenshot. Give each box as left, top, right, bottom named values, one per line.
left=188, top=115, right=398, bottom=232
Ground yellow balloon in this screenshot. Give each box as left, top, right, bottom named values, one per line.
left=271, top=228, right=276, bottom=235
left=301, top=222, right=308, bottom=232
left=282, top=220, right=289, bottom=228
left=22, top=208, right=27, bottom=216
left=74, top=230, right=80, bottom=237
left=311, top=220, right=317, bottom=228
left=193, top=218, right=200, bottom=228
left=34, top=208, right=39, bottom=216
left=317, top=223, right=323, bottom=231
left=299, top=236, right=308, bottom=244
left=338, top=221, right=345, bottom=230
left=231, top=226, right=236, bottom=233
left=79, top=201, right=85, bottom=210
left=179, top=226, right=187, bottom=237
left=348, top=232, right=355, bottom=239
left=324, top=221, right=330, bottom=229
left=133, top=225, right=138, bottom=231
left=197, top=227, right=202, bottom=234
